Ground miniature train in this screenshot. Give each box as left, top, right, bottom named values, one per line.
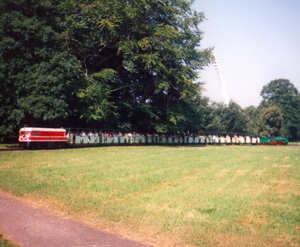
left=18, top=127, right=289, bottom=149
left=19, top=127, right=68, bottom=148
left=259, top=137, right=289, bottom=145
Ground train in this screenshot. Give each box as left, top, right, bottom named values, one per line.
left=260, top=137, right=289, bottom=145
left=19, top=127, right=68, bottom=149
left=18, top=127, right=289, bottom=149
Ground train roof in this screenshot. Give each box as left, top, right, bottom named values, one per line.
left=19, top=127, right=66, bottom=132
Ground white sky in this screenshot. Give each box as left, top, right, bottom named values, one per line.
left=193, top=0, right=300, bottom=107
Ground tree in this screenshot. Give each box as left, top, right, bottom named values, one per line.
left=205, top=101, right=247, bottom=134
left=0, top=0, right=211, bottom=140
left=0, top=0, right=88, bottom=139
left=260, top=79, right=300, bottom=140
left=261, top=79, right=299, bottom=102
left=244, top=105, right=259, bottom=135
left=61, top=0, right=211, bottom=132
left=256, top=106, right=284, bottom=137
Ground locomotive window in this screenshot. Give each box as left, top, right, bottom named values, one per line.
left=20, top=131, right=25, bottom=135
left=32, top=131, right=40, bottom=136
left=26, top=131, right=30, bottom=136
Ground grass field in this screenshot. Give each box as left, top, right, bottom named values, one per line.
left=0, top=145, right=299, bottom=246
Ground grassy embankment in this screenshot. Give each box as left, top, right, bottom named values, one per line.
left=0, top=145, right=299, bottom=246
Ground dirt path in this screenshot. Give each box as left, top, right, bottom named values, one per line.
left=0, top=193, right=154, bottom=247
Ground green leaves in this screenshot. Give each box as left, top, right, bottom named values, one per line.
left=256, top=106, right=284, bottom=137
left=260, top=79, right=300, bottom=140
left=78, top=69, right=118, bottom=121
left=205, top=101, right=248, bottom=134
left=78, top=82, right=114, bottom=121
left=0, top=0, right=210, bottom=139
left=0, top=0, right=85, bottom=133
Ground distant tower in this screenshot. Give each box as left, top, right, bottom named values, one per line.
left=211, top=52, right=230, bottom=105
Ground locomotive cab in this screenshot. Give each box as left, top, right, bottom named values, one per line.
left=19, top=127, right=68, bottom=149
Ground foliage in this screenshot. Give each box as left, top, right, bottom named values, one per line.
left=0, top=234, right=18, bottom=247
left=243, top=105, right=259, bottom=135
left=261, top=79, right=299, bottom=101
left=0, top=0, right=87, bottom=138
left=205, top=101, right=248, bottom=134
left=256, top=106, right=284, bottom=137
left=0, top=0, right=210, bottom=139
left=260, top=79, right=300, bottom=140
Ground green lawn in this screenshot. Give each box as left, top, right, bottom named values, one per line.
left=0, top=146, right=299, bottom=246
left=0, top=235, right=18, bottom=247
left=0, top=144, right=20, bottom=150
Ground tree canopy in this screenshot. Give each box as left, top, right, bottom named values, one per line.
left=260, top=79, right=300, bottom=140
left=256, top=106, right=284, bottom=137
left=0, top=0, right=211, bottom=139
left=205, top=101, right=247, bottom=134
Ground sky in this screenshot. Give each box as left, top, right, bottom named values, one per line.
left=192, top=0, right=300, bottom=108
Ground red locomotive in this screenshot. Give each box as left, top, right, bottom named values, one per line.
left=19, top=127, right=68, bottom=149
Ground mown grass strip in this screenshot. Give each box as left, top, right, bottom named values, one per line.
left=0, top=146, right=299, bottom=246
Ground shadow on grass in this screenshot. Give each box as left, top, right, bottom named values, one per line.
left=0, top=144, right=21, bottom=150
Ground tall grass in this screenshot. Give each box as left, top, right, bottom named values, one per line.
left=0, top=146, right=299, bottom=246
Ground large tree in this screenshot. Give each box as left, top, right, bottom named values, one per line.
left=62, top=0, right=210, bottom=132
left=256, top=106, right=284, bottom=137
left=0, top=0, right=89, bottom=139
left=260, top=79, right=300, bottom=140
left=0, top=0, right=210, bottom=139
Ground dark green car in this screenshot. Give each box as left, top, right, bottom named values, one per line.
left=260, top=137, right=289, bottom=145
